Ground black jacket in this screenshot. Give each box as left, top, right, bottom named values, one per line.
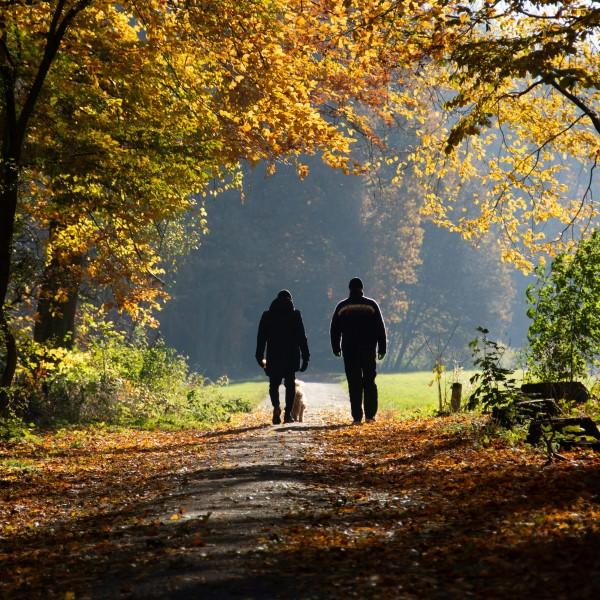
left=330, top=291, right=386, bottom=354
left=256, top=296, right=310, bottom=374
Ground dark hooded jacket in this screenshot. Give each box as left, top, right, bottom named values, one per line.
left=330, top=290, right=386, bottom=354
left=256, top=296, right=310, bottom=374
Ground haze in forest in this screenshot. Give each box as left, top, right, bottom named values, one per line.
left=160, top=157, right=532, bottom=378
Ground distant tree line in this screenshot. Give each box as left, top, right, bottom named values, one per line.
left=160, top=157, right=518, bottom=377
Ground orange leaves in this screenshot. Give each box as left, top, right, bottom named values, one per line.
left=276, top=414, right=600, bottom=596
left=11, top=0, right=598, bottom=332
left=11, top=0, right=450, bottom=327
left=404, top=2, right=600, bottom=265
left=297, top=163, right=309, bottom=180
left=0, top=427, right=206, bottom=540
left=1, top=408, right=599, bottom=597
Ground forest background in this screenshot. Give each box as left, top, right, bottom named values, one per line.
left=2, top=4, right=600, bottom=595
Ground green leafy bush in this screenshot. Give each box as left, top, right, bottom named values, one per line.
left=468, top=327, right=521, bottom=427
left=527, top=230, right=600, bottom=382
left=0, top=417, right=40, bottom=443
left=10, top=323, right=251, bottom=427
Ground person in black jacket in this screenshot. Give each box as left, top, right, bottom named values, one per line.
left=256, top=290, right=309, bottom=424
left=330, top=278, right=386, bottom=424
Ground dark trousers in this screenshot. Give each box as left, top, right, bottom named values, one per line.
left=269, top=371, right=295, bottom=415
left=343, top=346, right=377, bottom=421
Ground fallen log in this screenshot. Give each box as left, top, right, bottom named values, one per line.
left=521, top=382, right=589, bottom=405
left=527, top=416, right=600, bottom=447
left=516, top=398, right=560, bottom=418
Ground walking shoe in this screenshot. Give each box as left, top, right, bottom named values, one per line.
left=365, top=417, right=376, bottom=423
left=352, top=419, right=362, bottom=425
left=283, top=411, right=294, bottom=424
left=272, top=406, right=282, bottom=425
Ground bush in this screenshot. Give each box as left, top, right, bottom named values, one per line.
left=10, top=324, right=249, bottom=427
left=0, top=417, right=39, bottom=443
left=527, top=230, right=600, bottom=381
left=468, top=327, right=521, bottom=427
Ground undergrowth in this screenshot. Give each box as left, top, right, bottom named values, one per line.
left=1, top=323, right=264, bottom=436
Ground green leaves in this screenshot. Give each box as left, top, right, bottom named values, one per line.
left=468, top=328, right=520, bottom=424
left=526, top=230, right=600, bottom=381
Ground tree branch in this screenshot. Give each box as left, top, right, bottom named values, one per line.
left=545, top=76, right=600, bottom=135
left=16, top=0, right=93, bottom=142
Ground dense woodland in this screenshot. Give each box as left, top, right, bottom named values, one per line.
left=1, top=0, right=598, bottom=401
left=161, top=158, right=523, bottom=377
left=0, top=0, right=596, bottom=425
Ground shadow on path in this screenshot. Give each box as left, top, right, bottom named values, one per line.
left=274, top=423, right=350, bottom=433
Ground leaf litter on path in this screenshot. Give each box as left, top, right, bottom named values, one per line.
left=1, top=392, right=598, bottom=598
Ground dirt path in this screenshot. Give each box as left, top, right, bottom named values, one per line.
left=99, top=381, right=353, bottom=599
left=258, top=379, right=349, bottom=421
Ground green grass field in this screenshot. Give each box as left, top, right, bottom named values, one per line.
left=236, top=372, right=478, bottom=418
left=219, top=380, right=268, bottom=410
left=374, top=370, right=477, bottom=417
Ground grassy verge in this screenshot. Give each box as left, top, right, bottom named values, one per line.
left=376, top=371, right=439, bottom=416
left=219, top=380, right=267, bottom=410
left=135, top=380, right=268, bottom=430
left=1, top=380, right=268, bottom=438
left=374, top=370, right=477, bottom=417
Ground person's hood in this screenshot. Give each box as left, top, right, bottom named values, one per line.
left=269, top=295, right=294, bottom=313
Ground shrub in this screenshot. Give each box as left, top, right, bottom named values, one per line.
left=468, top=327, right=521, bottom=427
left=527, top=230, right=600, bottom=382
left=10, top=324, right=249, bottom=427
left=0, top=417, right=39, bottom=443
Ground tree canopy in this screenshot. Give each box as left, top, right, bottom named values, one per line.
left=2, top=0, right=599, bottom=396
left=393, top=0, right=600, bottom=268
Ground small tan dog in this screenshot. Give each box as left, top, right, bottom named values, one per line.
left=291, top=379, right=306, bottom=422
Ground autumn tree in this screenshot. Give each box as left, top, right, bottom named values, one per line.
left=2, top=1, right=233, bottom=400
left=2, top=0, right=414, bottom=403
left=1, top=1, right=141, bottom=397
left=388, top=0, right=600, bottom=268
left=7, top=0, right=595, bottom=401
left=22, top=18, right=221, bottom=345
left=360, top=136, right=424, bottom=351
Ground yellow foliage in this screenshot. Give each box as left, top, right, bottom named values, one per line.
left=5, top=0, right=599, bottom=335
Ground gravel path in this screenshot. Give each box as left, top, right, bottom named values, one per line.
left=100, top=381, right=352, bottom=599
left=259, top=379, right=349, bottom=423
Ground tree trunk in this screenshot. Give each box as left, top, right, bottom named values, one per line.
left=33, top=236, right=83, bottom=348
left=450, top=383, right=462, bottom=413
left=0, top=307, right=17, bottom=413
left=0, top=0, right=91, bottom=402
left=0, top=156, right=20, bottom=413
left=33, top=222, right=83, bottom=348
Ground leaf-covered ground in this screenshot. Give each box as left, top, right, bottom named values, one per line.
left=1, top=389, right=599, bottom=599
left=0, top=415, right=266, bottom=599
left=280, top=416, right=600, bottom=598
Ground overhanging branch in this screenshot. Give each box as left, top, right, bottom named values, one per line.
left=545, top=76, right=600, bottom=135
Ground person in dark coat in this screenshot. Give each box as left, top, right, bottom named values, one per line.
left=330, top=278, right=386, bottom=424
left=256, top=290, right=310, bottom=424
